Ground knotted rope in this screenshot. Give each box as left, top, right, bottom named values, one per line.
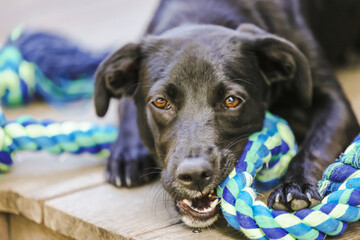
left=218, top=112, right=360, bottom=240
left=0, top=106, right=117, bottom=173
left=0, top=26, right=107, bottom=107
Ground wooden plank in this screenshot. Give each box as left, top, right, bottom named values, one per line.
left=43, top=178, right=360, bottom=240
left=135, top=219, right=360, bottom=240
left=0, top=213, right=9, bottom=240
left=10, top=214, right=72, bottom=240
left=0, top=101, right=119, bottom=224
left=0, top=151, right=105, bottom=223
left=44, top=183, right=182, bottom=240
left=134, top=220, right=246, bottom=240
left=44, top=183, right=248, bottom=240
left=334, top=222, right=360, bottom=240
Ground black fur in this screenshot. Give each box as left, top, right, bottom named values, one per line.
left=94, top=0, right=360, bottom=225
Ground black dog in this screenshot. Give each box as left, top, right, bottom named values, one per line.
left=94, top=0, right=360, bottom=228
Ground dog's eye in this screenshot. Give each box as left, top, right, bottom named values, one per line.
left=152, top=98, right=170, bottom=109
left=224, top=96, right=242, bottom=109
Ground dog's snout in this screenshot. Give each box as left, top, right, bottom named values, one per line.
left=176, top=158, right=213, bottom=190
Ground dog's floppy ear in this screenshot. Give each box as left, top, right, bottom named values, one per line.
left=237, top=24, right=312, bottom=107
left=94, top=43, right=141, bottom=117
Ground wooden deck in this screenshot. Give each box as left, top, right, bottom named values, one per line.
left=1, top=0, right=360, bottom=239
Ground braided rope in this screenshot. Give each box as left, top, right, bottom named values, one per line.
left=0, top=106, right=117, bottom=174
left=218, top=112, right=360, bottom=240
left=0, top=27, right=105, bottom=107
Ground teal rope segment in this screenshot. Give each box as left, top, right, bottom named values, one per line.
left=217, top=112, right=360, bottom=240
left=0, top=106, right=117, bottom=174
left=0, top=27, right=106, bottom=107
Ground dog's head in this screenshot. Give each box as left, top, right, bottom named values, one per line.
left=95, top=24, right=311, bottom=227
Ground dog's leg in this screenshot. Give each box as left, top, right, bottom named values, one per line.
left=106, top=98, right=159, bottom=187
left=268, top=60, right=360, bottom=211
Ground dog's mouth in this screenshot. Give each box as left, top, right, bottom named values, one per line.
left=175, top=190, right=220, bottom=227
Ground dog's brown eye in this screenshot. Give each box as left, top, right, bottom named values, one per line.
left=224, top=96, right=242, bottom=109
left=152, top=98, right=170, bottom=109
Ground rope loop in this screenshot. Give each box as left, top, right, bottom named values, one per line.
left=218, top=112, right=360, bottom=240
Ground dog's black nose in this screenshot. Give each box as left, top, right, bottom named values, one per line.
left=176, top=158, right=213, bottom=190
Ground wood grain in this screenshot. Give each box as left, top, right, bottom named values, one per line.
left=10, top=214, right=72, bottom=240
left=0, top=151, right=105, bottom=223
left=134, top=220, right=246, bottom=240
left=329, top=222, right=360, bottom=240
left=0, top=213, right=9, bottom=240
left=44, top=182, right=249, bottom=240
left=44, top=183, right=180, bottom=240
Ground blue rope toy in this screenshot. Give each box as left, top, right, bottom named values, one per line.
left=0, top=26, right=108, bottom=107
left=0, top=27, right=114, bottom=172
left=0, top=106, right=117, bottom=173
left=218, top=112, right=360, bottom=239
left=1, top=28, right=360, bottom=239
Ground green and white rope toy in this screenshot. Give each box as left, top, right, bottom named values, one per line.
left=0, top=106, right=117, bottom=173
left=217, top=112, right=360, bottom=240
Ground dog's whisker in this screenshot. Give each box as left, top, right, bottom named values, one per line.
left=163, top=190, right=174, bottom=217
left=147, top=183, right=158, bottom=211
left=150, top=182, right=164, bottom=214
left=139, top=171, right=161, bottom=179
left=143, top=167, right=163, bottom=170
left=224, top=135, right=248, bottom=150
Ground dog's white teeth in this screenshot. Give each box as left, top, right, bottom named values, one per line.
left=210, top=199, right=219, bottom=208
left=183, top=199, right=192, bottom=207
left=195, top=207, right=211, bottom=213
left=193, top=199, right=219, bottom=213
left=287, top=193, right=293, bottom=202
left=306, top=192, right=312, bottom=201
left=183, top=198, right=219, bottom=213
left=275, top=194, right=281, bottom=203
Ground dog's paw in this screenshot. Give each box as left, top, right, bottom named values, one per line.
left=106, top=142, right=159, bottom=188
left=267, top=182, right=321, bottom=211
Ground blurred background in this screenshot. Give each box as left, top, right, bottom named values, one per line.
left=1, top=0, right=159, bottom=50
left=0, top=0, right=160, bottom=122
